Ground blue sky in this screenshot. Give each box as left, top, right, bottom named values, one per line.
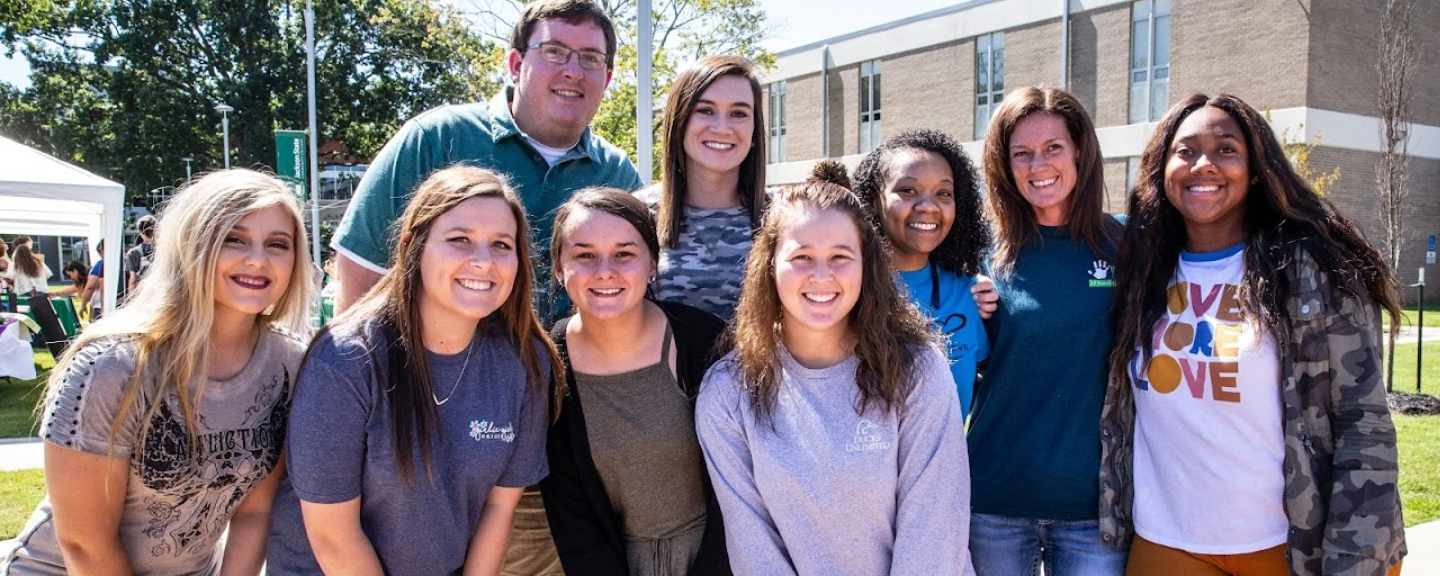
left=0, top=0, right=960, bottom=87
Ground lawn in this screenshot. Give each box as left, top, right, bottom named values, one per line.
left=0, top=469, right=44, bottom=540
left=1388, top=301, right=1440, bottom=330
left=0, top=349, right=53, bottom=439
left=1384, top=341, right=1439, bottom=395
left=1397, top=414, right=1440, bottom=526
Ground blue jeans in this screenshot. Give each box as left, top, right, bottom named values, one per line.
left=969, top=513, right=1129, bottom=576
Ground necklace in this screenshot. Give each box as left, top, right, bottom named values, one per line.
left=433, top=339, right=475, bottom=406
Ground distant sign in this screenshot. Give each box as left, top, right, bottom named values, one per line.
left=275, top=129, right=308, bottom=197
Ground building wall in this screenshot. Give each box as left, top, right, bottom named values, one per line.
left=1102, top=157, right=1131, bottom=215
left=1004, top=19, right=1064, bottom=95
left=785, top=72, right=823, bottom=162
left=1069, top=3, right=1132, bottom=127
left=1170, top=0, right=1309, bottom=112
left=826, top=63, right=860, bottom=157
left=885, top=39, right=972, bottom=142
left=1307, top=0, right=1440, bottom=127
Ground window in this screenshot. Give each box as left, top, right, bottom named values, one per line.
left=768, top=82, right=787, bottom=163
left=1130, top=0, right=1171, bottom=123
left=974, top=32, right=1005, bottom=140
left=859, top=60, right=882, bottom=153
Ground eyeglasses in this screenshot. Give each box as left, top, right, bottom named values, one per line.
left=524, top=42, right=609, bottom=71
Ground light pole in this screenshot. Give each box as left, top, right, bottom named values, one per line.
left=215, top=103, right=234, bottom=168
left=181, top=156, right=193, bottom=181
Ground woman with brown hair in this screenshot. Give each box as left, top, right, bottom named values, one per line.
left=636, top=55, right=767, bottom=320
left=967, top=87, right=1127, bottom=576
left=265, top=165, right=561, bottom=576
left=541, top=187, right=731, bottom=576
left=696, top=161, right=972, bottom=575
left=1102, top=93, right=1404, bottom=576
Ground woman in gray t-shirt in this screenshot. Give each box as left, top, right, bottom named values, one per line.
left=3, top=170, right=315, bottom=576
left=264, top=166, right=561, bottom=576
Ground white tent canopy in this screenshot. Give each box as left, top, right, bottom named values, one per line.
left=0, top=135, right=125, bottom=312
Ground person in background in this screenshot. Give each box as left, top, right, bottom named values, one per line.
left=124, top=214, right=158, bottom=299
left=80, top=240, right=105, bottom=321
left=967, top=86, right=1127, bottom=576
left=852, top=128, right=993, bottom=419
left=1102, top=93, right=1405, bottom=576
left=635, top=55, right=767, bottom=320
left=541, top=187, right=731, bottom=575
left=1, top=169, right=314, bottom=576
left=266, top=165, right=561, bottom=576
left=0, top=237, right=12, bottom=290
left=49, top=261, right=88, bottom=299
left=7, top=237, right=69, bottom=358
left=696, top=161, right=972, bottom=575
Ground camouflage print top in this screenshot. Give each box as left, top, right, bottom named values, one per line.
left=1099, top=246, right=1406, bottom=576
left=636, top=188, right=753, bottom=321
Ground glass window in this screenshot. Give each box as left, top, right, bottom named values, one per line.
left=768, top=81, right=787, bottom=163
left=860, top=60, right=882, bottom=153
left=1130, top=0, right=1171, bottom=123
left=974, top=31, right=1005, bottom=140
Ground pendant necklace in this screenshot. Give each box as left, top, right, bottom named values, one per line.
left=433, top=339, right=475, bottom=406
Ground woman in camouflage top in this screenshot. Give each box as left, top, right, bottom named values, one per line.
left=635, top=55, right=767, bottom=320
left=1103, top=93, right=1405, bottom=576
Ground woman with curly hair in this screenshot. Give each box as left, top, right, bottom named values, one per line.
left=1101, top=93, right=1405, bottom=576
left=696, top=160, right=972, bottom=575
left=3, top=170, right=314, bottom=576
left=852, top=128, right=994, bottom=418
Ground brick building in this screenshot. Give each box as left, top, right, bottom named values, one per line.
left=761, top=0, right=1440, bottom=292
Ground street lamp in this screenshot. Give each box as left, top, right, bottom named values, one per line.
left=181, top=156, right=193, bottom=181
left=215, top=103, right=234, bottom=168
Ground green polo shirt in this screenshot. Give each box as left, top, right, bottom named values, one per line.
left=334, top=87, right=643, bottom=274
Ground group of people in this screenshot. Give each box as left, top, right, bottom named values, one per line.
left=0, top=1, right=1407, bottom=576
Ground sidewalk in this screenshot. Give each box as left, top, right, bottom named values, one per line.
left=1, top=438, right=1437, bottom=572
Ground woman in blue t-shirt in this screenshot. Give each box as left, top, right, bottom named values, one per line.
left=266, top=165, right=562, bottom=576
left=853, top=129, right=994, bottom=418
left=968, top=87, right=1127, bottom=576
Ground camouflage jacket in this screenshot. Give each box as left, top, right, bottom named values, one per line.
left=1098, top=247, right=1406, bottom=576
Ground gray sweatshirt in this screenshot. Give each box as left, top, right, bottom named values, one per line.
left=696, top=345, right=974, bottom=576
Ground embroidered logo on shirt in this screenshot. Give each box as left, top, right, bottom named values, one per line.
left=1088, top=260, right=1114, bottom=288
left=845, top=419, right=893, bottom=452
left=469, top=420, right=516, bottom=443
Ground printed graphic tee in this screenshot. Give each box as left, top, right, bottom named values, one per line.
left=1129, top=244, right=1287, bottom=554
left=6, top=329, right=304, bottom=576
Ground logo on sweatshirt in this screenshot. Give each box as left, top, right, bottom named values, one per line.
left=845, top=419, right=892, bottom=452
left=469, top=420, right=516, bottom=443
left=1088, top=260, right=1114, bottom=288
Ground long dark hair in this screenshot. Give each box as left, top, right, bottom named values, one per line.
left=728, top=160, right=934, bottom=425
left=656, top=55, right=767, bottom=247
left=1109, top=93, right=1402, bottom=381
left=334, top=165, right=563, bottom=483
left=982, top=87, right=1120, bottom=275
left=852, top=128, right=989, bottom=276
left=63, top=261, right=88, bottom=289
left=12, top=237, right=42, bottom=278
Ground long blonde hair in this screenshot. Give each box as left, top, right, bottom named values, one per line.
left=46, top=169, right=314, bottom=456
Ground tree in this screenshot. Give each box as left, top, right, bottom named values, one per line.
left=1279, top=123, right=1340, bottom=197
left=1377, top=0, right=1418, bottom=391
left=468, top=0, right=775, bottom=179
left=1, top=0, right=501, bottom=207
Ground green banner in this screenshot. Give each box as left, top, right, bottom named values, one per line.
left=275, top=129, right=307, bottom=196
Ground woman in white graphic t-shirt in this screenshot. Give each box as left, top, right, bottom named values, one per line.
left=1103, top=93, right=1405, bottom=576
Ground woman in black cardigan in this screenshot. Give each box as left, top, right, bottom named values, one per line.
left=542, top=187, right=732, bottom=576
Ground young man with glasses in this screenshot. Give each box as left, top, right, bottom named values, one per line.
left=330, top=0, right=643, bottom=319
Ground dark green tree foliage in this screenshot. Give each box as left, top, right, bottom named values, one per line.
left=1, top=0, right=499, bottom=207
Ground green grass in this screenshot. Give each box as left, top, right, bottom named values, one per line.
left=1383, top=341, right=1440, bottom=394
left=0, top=349, right=52, bottom=439
left=0, top=468, right=45, bottom=540
left=1397, top=414, right=1440, bottom=527
left=1388, top=301, right=1440, bottom=330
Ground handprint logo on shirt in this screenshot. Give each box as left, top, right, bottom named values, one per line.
left=1088, top=260, right=1115, bottom=287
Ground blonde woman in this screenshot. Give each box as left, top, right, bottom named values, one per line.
left=2, top=170, right=314, bottom=576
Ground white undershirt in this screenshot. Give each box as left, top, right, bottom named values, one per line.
left=1130, top=245, right=1288, bottom=554
left=526, top=136, right=574, bottom=168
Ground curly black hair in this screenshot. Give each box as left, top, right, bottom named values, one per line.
left=852, top=129, right=990, bottom=276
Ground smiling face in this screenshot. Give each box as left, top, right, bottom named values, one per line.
left=682, top=74, right=755, bottom=181
left=212, top=205, right=296, bottom=326
left=1008, top=112, right=1079, bottom=226
left=418, top=196, right=519, bottom=330
left=774, top=207, right=863, bottom=349
left=1165, top=106, right=1251, bottom=252
left=556, top=207, right=654, bottom=321
left=879, top=149, right=956, bottom=272
left=507, top=18, right=613, bottom=149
